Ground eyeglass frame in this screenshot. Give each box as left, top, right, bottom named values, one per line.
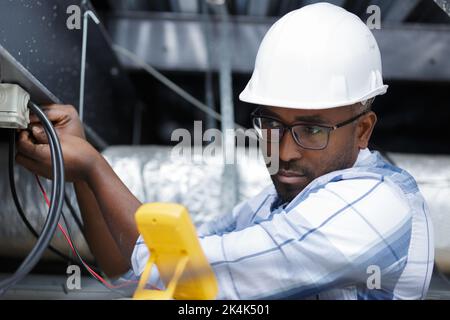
left=250, top=108, right=371, bottom=150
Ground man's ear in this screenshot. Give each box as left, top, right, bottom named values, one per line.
left=357, top=112, right=377, bottom=149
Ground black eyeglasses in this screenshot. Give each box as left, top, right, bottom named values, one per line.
left=251, top=109, right=370, bottom=150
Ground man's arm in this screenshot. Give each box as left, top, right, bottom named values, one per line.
left=15, top=105, right=139, bottom=277
left=82, top=152, right=141, bottom=262
left=74, top=181, right=132, bottom=277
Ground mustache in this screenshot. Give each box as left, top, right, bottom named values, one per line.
left=273, top=161, right=313, bottom=177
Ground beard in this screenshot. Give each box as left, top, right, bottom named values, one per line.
left=270, top=144, right=357, bottom=203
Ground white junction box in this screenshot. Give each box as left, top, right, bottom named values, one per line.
left=0, top=83, right=30, bottom=129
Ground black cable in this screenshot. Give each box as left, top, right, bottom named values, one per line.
left=8, top=130, right=78, bottom=264
left=3, top=101, right=123, bottom=295
left=3, top=101, right=116, bottom=295
left=7, top=109, right=100, bottom=273
left=9, top=129, right=100, bottom=271
left=0, top=102, right=65, bottom=295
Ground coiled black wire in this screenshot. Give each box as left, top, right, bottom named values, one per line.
left=0, top=102, right=65, bottom=295
left=5, top=102, right=105, bottom=293
left=8, top=129, right=78, bottom=264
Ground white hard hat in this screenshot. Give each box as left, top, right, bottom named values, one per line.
left=239, top=2, right=388, bottom=110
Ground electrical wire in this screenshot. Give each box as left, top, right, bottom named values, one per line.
left=9, top=128, right=100, bottom=272
left=35, top=176, right=141, bottom=292
left=8, top=130, right=78, bottom=264
left=3, top=101, right=158, bottom=295
left=63, top=190, right=105, bottom=278
left=36, top=178, right=108, bottom=285
left=0, top=101, right=65, bottom=295
left=4, top=104, right=139, bottom=294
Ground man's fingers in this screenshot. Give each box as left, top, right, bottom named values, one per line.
left=30, top=125, right=49, bottom=144
left=16, top=131, right=50, bottom=162
left=29, top=108, right=66, bottom=124
left=29, top=113, right=39, bottom=123
left=29, top=104, right=76, bottom=122
left=16, top=131, right=38, bottom=159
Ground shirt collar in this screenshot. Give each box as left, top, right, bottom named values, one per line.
left=352, top=148, right=372, bottom=168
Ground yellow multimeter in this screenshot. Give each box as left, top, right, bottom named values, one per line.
left=133, top=203, right=218, bottom=300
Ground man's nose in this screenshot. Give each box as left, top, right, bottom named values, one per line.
left=279, top=129, right=303, bottom=163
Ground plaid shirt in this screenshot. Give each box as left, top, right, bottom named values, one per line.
left=127, top=149, right=434, bottom=300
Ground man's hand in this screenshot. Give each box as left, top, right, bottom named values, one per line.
left=16, top=130, right=99, bottom=182
left=16, top=104, right=98, bottom=182
left=15, top=104, right=139, bottom=276
left=28, top=104, right=86, bottom=139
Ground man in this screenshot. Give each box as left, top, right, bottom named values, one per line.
left=16, top=3, right=433, bottom=299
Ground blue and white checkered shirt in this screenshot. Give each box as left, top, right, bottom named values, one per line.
left=127, top=149, right=434, bottom=300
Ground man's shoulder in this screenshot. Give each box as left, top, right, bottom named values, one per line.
left=286, top=172, right=413, bottom=227
left=355, top=149, right=420, bottom=194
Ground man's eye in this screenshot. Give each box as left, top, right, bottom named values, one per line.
left=301, top=126, right=324, bottom=136
left=303, top=126, right=323, bottom=135
left=262, top=119, right=282, bottom=128
left=270, top=121, right=283, bottom=128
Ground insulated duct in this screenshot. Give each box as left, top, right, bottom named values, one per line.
left=1, top=145, right=449, bottom=274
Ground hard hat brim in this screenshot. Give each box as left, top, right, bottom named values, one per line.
left=239, top=85, right=388, bottom=110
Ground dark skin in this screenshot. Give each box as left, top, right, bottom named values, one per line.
left=16, top=105, right=137, bottom=277
left=15, top=103, right=377, bottom=278
left=263, top=104, right=377, bottom=203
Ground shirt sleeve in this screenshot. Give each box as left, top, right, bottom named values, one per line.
left=129, top=177, right=412, bottom=300
left=197, top=185, right=277, bottom=237
left=196, top=200, right=246, bottom=237
left=123, top=235, right=165, bottom=290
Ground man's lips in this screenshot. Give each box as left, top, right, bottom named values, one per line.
left=274, top=169, right=307, bottom=185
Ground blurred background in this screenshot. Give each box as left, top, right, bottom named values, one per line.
left=0, top=0, right=449, bottom=151
left=0, top=0, right=449, bottom=299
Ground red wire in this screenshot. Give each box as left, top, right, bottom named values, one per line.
left=34, top=175, right=142, bottom=290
